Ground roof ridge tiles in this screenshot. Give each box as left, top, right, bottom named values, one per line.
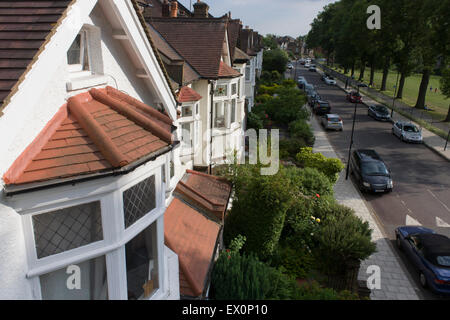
left=68, top=94, right=129, bottom=168
left=90, top=88, right=173, bottom=144
left=106, top=86, right=172, bottom=126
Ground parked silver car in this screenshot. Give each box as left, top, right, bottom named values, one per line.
left=321, top=114, right=343, bottom=131
left=392, top=121, right=423, bottom=143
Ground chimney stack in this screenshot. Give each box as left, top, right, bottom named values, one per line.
left=193, top=0, right=209, bottom=18
left=170, top=1, right=178, bottom=18
left=162, top=0, right=170, bottom=17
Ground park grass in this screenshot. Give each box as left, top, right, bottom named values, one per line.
left=330, top=66, right=450, bottom=122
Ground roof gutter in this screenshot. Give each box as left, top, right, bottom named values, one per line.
left=4, top=143, right=178, bottom=197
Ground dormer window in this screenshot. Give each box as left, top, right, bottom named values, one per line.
left=67, top=30, right=90, bottom=73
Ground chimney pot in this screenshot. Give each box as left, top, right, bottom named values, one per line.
left=170, top=1, right=178, bottom=18
left=193, top=1, right=209, bottom=18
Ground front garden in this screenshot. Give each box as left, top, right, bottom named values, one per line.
left=208, top=67, right=376, bottom=299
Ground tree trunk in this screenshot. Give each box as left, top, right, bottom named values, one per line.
left=344, top=67, right=348, bottom=74
left=396, top=73, right=406, bottom=99
left=445, top=104, right=450, bottom=122
left=358, top=62, right=366, bottom=81
left=380, top=59, right=390, bottom=91
left=414, top=68, right=431, bottom=109
left=351, top=61, right=355, bottom=78
left=369, top=63, right=375, bottom=86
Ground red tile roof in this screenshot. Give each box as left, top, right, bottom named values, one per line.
left=3, top=86, right=173, bottom=186
left=0, top=0, right=73, bottom=113
left=165, top=197, right=221, bottom=298
left=218, top=61, right=240, bottom=78
left=175, top=170, right=231, bottom=221
left=149, top=17, right=227, bottom=79
left=177, top=86, right=202, bottom=103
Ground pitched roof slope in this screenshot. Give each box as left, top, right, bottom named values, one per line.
left=149, top=18, right=226, bottom=79
left=165, top=170, right=231, bottom=298
left=175, top=169, right=231, bottom=221
left=3, top=86, right=173, bottom=186
left=177, top=86, right=202, bottom=103
left=0, top=0, right=73, bottom=112
left=164, top=197, right=220, bottom=298
left=218, top=61, right=240, bottom=78
left=146, top=22, right=200, bottom=85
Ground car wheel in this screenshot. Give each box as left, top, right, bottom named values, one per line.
left=401, top=135, right=405, bottom=142
left=396, top=235, right=403, bottom=250
left=419, top=272, right=428, bottom=288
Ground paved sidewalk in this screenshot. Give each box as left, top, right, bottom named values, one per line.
left=317, top=66, right=450, bottom=162
left=310, top=116, right=421, bottom=300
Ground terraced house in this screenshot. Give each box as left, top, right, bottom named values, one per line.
left=0, top=0, right=262, bottom=300
left=143, top=0, right=263, bottom=171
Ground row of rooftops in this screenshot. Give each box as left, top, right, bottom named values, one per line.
left=140, top=0, right=264, bottom=89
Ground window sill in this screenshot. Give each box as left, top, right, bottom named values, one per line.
left=66, top=74, right=108, bottom=92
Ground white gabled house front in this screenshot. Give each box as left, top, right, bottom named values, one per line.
left=0, top=0, right=183, bottom=300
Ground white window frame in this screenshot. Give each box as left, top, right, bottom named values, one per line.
left=14, top=154, right=169, bottom=300
left=67, top=29, right=91, bottom=74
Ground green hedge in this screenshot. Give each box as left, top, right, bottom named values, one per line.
left=224, top=165, right=293, bottom=260
left=296, top=147, right=344, bottom=184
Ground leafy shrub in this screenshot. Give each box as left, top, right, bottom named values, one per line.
left=258, top=84, right=280, bottom=96
left=255, top=93, right=273, bottom=104
left=289, top=119, right=315, bottom=146
left=247, top=112, right=263, bottom=130
left=224, top=165, right=293, bottom=260
left=281, top=79, right=297, bottom=88
left=284, top=166, right=334, bottom=197
left=296, top=147, right=344, bottom=184
left=211, top=251, right=302, bottom=300
left=279, top=138, right=307, bottom=160
left=313, top=207, right=376, bottom=276
left=263, top=48, right=289, bottom=74
left=261, top=87, right=308, bottom=124
left=271, top=245, right=315, bottom=279
left=296, top=281, right=360, bottom=300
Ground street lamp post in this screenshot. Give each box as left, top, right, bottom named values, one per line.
left=445, top=129, right=450, bottom=151
left=345, top=84, right=363, bottom=180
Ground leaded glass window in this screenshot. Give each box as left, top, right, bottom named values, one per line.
left=123, top=176, right=156, bottom=228
left=33, top=202, right=103, bottom=259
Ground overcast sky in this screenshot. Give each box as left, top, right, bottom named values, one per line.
left=176, top=0, right=337, bottom=37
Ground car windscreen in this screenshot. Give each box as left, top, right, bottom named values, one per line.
left=328, top=77, right=334, bottom=80
left=375, top=106, right=389, bottom=114
left=361, top=162, right=389, bottom=176
left=319, top=103, right=329, bottom=108
left=404, top=125, right=419, bottom=133
left=436, top=255, right=450, bottom=267
left=328, top=116, right=340, bottom=122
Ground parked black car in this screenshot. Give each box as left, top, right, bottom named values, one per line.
left=321, top=73, right=330, bottom=81
left=313, top=100, right=331, bottom=115
left=368, top=105, right=391, bottom=121
left=308, top=93, right=321, bottom=106
left=350, top=149, right=393, bottom=193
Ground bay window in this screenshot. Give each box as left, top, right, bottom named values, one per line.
left=231, top=99, right=236, bottom=124
left=19, top=159, right=168, bottom=300
left=214, top=102, right=226, bottom=128
left=126, top=222, right=159, bottom=300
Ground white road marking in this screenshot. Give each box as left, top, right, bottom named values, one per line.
left=427, top=189, right=450, bottom=213
left=436, top=217, right=450, bottom=228
left=406, top=215, right=422, bottom=226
